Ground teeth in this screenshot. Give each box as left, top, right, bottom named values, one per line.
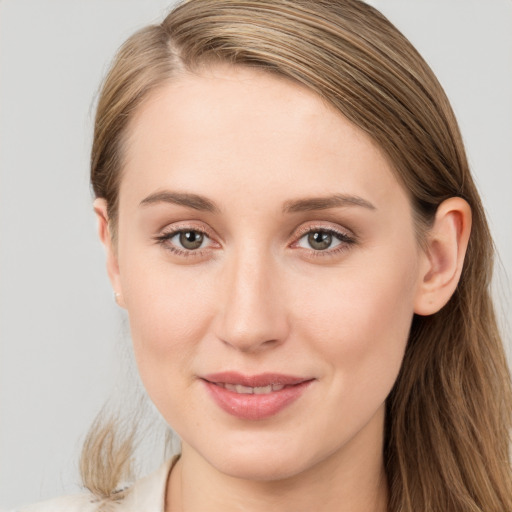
left=220, top=383, right=287, bottom=394
left=235, top=384, right=254, bottom=394
left=253, top=385, right=272, bottom=394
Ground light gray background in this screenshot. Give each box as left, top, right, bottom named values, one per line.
left=1, top=0, right=511, bottom=508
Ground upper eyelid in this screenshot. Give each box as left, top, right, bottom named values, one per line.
left=157, top=221, right=354, bottom=240
left=291, top=222, right=355, bottom=241
left=158, top=221, right=352, bottom=237
left=291, top=229, right=355, bottom=252
left=159, top=222, right=215, bottom=239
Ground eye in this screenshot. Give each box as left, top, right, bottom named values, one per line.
left=293, top=226, right=356, bottom=255
left=154, top=227, right=214, bottom=255
left=173, top=230, right=207, bottom=250
left=298, top=230, right=341, bottom=251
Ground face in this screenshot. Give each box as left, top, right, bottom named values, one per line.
left=103, top=65, right=427, bottom=481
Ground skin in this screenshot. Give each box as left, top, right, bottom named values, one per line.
left=95, top=65, right=471, bottom=512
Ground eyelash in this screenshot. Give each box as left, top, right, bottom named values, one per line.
left=153, top=227, right=214, bottom=258
left=153, top=224, right=356, bottom=259
left=292, top=225, right=356, bottom=258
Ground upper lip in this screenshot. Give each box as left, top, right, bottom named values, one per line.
left=202, top=372, right=312, bottom=387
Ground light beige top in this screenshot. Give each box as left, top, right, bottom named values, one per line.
left=13, top=458, right=175, bottom=512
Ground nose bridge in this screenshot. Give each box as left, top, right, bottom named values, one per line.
left=216, top=243, right=288, bottom=352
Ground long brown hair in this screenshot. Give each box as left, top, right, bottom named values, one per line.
left=84, top=1, right=512, bottom=510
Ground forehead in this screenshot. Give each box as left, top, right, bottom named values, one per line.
left=120, top=65, right=405, bottom=211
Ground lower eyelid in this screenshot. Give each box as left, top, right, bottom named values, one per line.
left=169, top=246, right=209, bottom=257
left=306, top=243, right=352, bottom=255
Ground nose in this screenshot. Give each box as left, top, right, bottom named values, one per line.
left=214, top=247, right=290, bottom=353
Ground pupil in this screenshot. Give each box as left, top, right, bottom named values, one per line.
left=308, top=231, right=331, bottom=250
left=180, top=231, right=203, bottom=250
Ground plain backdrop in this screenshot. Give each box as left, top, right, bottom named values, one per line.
left=1, top=0, right=511, bottom=508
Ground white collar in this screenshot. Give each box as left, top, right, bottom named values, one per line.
left=121, top=457, right=177, bottom=512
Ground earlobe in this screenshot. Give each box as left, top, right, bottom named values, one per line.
left=93, top=198, right=126, bottom=309
left=414, top=197, right=472, bottom=316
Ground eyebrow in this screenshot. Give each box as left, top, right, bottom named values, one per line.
left=282, top=194, right=376, bottom=213
left=139, top=190, right=376, bottom=214
left=139, top=191, right=220, bottom=213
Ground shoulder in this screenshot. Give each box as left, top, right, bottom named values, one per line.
left=11, top=493, right=102, bottom=512
left=12, top=492, right=133, bottom=512
left=11, top=457, right=177, bottom=512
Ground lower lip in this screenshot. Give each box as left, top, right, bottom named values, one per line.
left=203, top=380, right=313, bottom=420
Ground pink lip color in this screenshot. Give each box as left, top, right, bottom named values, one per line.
left=202, top=372, right=313, bottom=421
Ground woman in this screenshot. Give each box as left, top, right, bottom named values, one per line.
left=16, top=0, right=512, bottom=511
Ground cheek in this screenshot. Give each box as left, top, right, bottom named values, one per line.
left=122, top=263, right=220, bottom=429
left=119, top=250, right=217, bottom=384
left=294, top=247, right=419, bottom=389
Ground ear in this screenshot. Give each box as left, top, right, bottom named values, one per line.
left=414, top=197, right=472, bottom=316
left=93, top=198, right=126, bottom=309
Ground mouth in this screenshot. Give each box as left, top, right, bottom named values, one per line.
left=201, top=372, right=314, bottom=420
left=214, top=382, right=288, bottom=394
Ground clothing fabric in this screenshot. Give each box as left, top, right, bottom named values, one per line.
left=12, top=458, right=175, bottom=512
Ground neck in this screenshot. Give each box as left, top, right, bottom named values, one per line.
left=166, top=408, right=388, bottom=512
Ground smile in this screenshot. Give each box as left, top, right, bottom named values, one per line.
left=216, top=383, right=286, bottom=394
left=201, top=372, right=314, bottom=420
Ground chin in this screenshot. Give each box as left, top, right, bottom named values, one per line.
left=198, top=432, right=324, bottom=482
left=214, top=453, right=307, bottom=482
